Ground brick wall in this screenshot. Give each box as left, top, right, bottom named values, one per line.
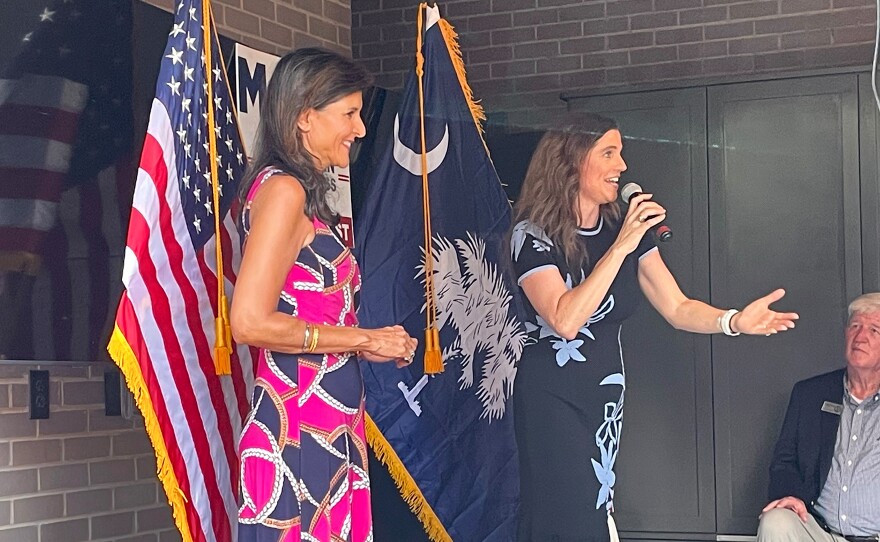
left=143, top=0, right=352, bottom=56
left=0, top=364, right=178, bottom=542
left=351, top=0, right=876, bottom=124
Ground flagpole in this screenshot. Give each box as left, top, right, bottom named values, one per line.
left=417, top=3, right=443, bottom=375
left=202, top=0, right=232, bottom=375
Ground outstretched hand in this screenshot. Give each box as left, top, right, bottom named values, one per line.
left=734, top=288, right=799, bottom=335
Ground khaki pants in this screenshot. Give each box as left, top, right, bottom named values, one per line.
left=757, top=509, right=849, bottom=542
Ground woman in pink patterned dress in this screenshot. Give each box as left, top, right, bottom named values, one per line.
left=231, top=48, right=418, bottom=542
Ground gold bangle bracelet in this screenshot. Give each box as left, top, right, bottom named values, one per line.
left=302, top=322, right=312, bottom=352
left=307, top=325, right=320, bottom=353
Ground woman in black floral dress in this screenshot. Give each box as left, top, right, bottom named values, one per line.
left=510, top=113, right=799, bottom=542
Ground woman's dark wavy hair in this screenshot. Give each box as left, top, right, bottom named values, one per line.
left=512, top=113, right=621, bottom=270
left=239, top=48, right=373, bottom=225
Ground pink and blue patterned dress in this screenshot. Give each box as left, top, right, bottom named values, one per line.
left=237, top=168, right=372, bottom=542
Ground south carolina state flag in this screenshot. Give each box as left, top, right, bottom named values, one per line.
left=354, top=4, right=525, bottom=541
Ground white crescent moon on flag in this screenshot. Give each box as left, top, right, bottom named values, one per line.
left=392, top=113, right=449, bottom=176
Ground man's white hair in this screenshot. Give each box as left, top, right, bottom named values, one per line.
left=848, top=292, right=880, bottom=319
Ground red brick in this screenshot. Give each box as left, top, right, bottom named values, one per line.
left=65, top=435, right=112, bottom=460
left=0, top=501, right=8, bottom=526
left=13, top=494, right=63, bottom=523
left=66, top=488, right=113, bottom=515
left=514, top=74, right=559, bottom=92
left=630, top=45, right=678, bottom=64
left=309, top=16, right=339, bottom=42
left=705, top=21, right=755, bottom=40
left=559, top=36, right=605, bottom=55
left=832, top=24, right=876, bottom=44
left=261, top=19, right=294, bottom=47
left=582, top=51, right=629, bottom=69
left=445, top=0, right=489, bottom=17
left=12, top=439, right=61, bottom=466
left=40, top=462, right=88, bottom=490
left=558, top=3, right=606, bottom=21
left=560, top=69, right=608, bottom=90
left=655, top=0, right=702, bottom=10
left=607, top=31, right=654, bottom=49
left=754, top=50, right=806, bottom=70
left=583, top=17, right=629, bottom=36
left=324, top=1, right=351, bottom=25
left=492, top=27, right=537, bottom=45
left=702, top=54, right=755, bottom=74
left=607, top=63, right=659, bottom=84
left=90, top=458, right=136, bottom=484
left=468, top=13, right=512, bottom=32
left=92, top=511, right=136, bottom=538
left=469, top=45, right=514, bottom=63
left=537, top=21, right=582, bottom=40
left=803, top=42, right=873, bottom=66
left=630, top=11, right=679, bottom=30
left=38, top=410, right=87, bottom=436
left=0, top=413, right=35, bottom=439
left=113, top=431, right=153, bottom=456
left=607, top=0, right=655, bottom=16
left=242, top=0, right=274, bottom=18
left=781, top=0, right=832, bottom=13
left=491, top=0, right=536, bottom=10
left=537, top=55, right=582, bottom=73
left=781, top=29, right=832, bottom=48
left=276, top=6, right=308, bottom=31
left=0, top=469, right=37, bottom=497
left=224, top=6, right=260, bottom=34
left=514, top=40, right=559, bottom=59
left=730, top=1, right=780, bottom=19
left=657, top=26, right=704, bottom=45
left=679, top=6, right=727, bottom=25
left=491, top=60, right=537, bottom=78
left=41, top=519, right=89, bottom=542
left=115, top=482, right=159, bottom=509
left=678, top=41, right=728, bottom=59
left=728, top=35, right=780, bottom=54
left=137, top=505, right=175, bottom=532
left=0, top=442, right=8, bottom=466
left=0, top=526, right=37, bottom=542
left=513, top=8, right=558, bottom=26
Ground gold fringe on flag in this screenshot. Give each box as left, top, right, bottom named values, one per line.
left=365, top=415, right=451, bottom=542
left=203, top=0, right=231, bottom=375
left=108, top=327, right=194, bottom=542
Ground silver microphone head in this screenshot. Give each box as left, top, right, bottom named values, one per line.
left=620, top=182, right=643, bottom=204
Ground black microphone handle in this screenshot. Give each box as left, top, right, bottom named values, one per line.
left=623, top=187, right=673, bottom=242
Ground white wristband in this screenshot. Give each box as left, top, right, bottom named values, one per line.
left=719, top=309, right=740, bottom=336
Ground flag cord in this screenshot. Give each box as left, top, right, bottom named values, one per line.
left=417, top=3, right=443, bottom=374
left=203, top=0, right=231, bottom=375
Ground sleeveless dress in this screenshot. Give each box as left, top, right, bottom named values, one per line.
left=237, top=168, right=372, bottom=542
left=510, top=217, right=656, bottom=542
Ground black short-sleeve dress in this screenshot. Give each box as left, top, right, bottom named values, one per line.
left=511, top=216, right=657, bottom=542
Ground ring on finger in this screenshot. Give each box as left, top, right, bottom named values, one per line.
left=638, top=215, right=646, bottom=223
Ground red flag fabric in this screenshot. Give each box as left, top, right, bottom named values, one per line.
left=108, top=1, right=253, bottom=540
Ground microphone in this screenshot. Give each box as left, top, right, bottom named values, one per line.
left=620, top=182, right=673, bottom=242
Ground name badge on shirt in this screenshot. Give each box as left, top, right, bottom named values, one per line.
left=821, top=401, right=843, bottom=415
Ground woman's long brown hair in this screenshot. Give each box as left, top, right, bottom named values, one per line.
left=512, top=113, right=621, bottom=270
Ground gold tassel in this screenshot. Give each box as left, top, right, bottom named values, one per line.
left=423, top=327, right=443, bottom=374
left=213, top=294, right=232, bottom=375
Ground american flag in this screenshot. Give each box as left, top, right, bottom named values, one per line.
left=0, top=0, right=133, bottom=360
left=108, top=1, right=253, bottom=541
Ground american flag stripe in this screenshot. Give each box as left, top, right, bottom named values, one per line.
left=110, top=1, right=250, bottom=539
left=135, top=126, right=235, bottom=527
left=119, top=101, right=239, bottom=541
left=113, top=294, right=206, bottom=540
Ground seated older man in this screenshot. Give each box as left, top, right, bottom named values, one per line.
left=758, top=293, right=880, bottom=542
